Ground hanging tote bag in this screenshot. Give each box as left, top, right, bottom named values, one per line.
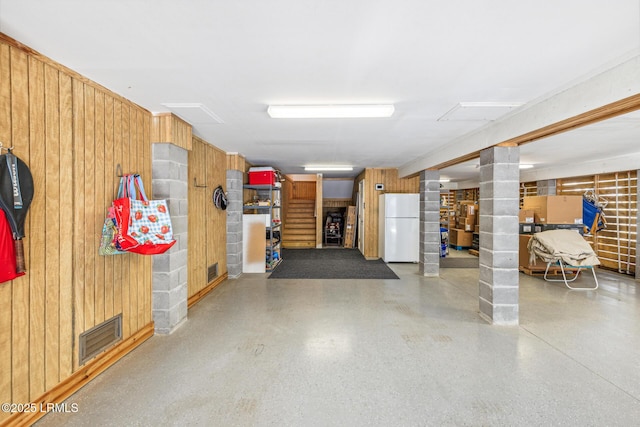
left=99, top=177, right=128, bottom=255
left=113, top=174, right=176, bottom=255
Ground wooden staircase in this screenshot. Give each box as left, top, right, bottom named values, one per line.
left=282, top=199, right=316, bottom=248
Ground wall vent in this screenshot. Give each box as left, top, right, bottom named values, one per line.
left=208, top=262, right=219, bottom=283
left=79, top=314, right=122, bottom=365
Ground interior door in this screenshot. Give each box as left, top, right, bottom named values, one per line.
left=358, top=179, right=365, bottom=254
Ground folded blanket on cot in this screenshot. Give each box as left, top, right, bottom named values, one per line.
left=527, top=229, right=600, bottom=267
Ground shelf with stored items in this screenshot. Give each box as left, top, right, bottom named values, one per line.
left=243, top=184, right=282, bottom=272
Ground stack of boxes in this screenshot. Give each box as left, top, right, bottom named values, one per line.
left=449, top=200, right=477, bottom=248
left=519, top=195, right=584, bottom=270
left=518, top=207, right=536, bottom=269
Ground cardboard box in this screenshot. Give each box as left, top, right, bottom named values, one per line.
left=522, top=195, right=583, bottom=225
left=457, top=201, right=477, bottom=218
left=519, top=209, right=535, bottom=224
left=519, top=223, right=534, bottom=234
left=450, top=228, right=473, bottom=247
left=519, top=234, right=536, bottom=268
left=456, top=217, right=475, bottom=231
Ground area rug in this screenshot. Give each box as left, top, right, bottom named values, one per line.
left=268, top=248, right=399, bottom=279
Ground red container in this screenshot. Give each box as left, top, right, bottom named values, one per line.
left=249, top=167, right=276, bottom=185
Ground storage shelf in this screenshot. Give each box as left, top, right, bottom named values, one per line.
left=243, top=184, right=281, bottom=191
left=266, top=258, right=282, bottom=272
left=243, top=205, right=281, bottom=210
left=243, top=183, right=282, bottom=271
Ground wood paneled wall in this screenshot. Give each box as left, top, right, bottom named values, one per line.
left=151, top=113, right=193, bottom=151
left=292, top=181, right=316, bottom=200
left=226, top=153, right=247, bottom=172
left=188, top=136, right=228, bottom=301
left=354, top=168, right=419, bottom=258
left=0, top=35, right=152, bottom=424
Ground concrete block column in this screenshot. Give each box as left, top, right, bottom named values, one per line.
left=478, top=146, right=520, bottom=325
left=537, top=179, right=557, bottom=196
left=151, top=143, right=189, bottom=334
left=637, top=169, right=639, bottom=281
left=419, top=170, right=441, bottom=277
left=226, top=169, right=243, bottom=278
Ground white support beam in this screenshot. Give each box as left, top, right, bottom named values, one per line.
left=399, top=53, right=640, bottom=178
left=519, top=152, right=640, bottom=183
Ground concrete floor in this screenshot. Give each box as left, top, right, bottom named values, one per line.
left=37, top=265, right=640, bottom=426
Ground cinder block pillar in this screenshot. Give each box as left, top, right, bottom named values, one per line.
left=419, top=170, right=441, bottom=277
left=226, top=170, right=243, bottom=278
left=478, top=146, right=520, bottom=325
left=151, top=143, right=189, bottom=334
left=537, top=179, right=556, bottom=196
left=637, top=170, right=639, bottom=281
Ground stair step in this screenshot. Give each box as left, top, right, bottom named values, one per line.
left=283, top=228, right=315, bottom=235
left=285, top=225, right=316, bottom=230
left=287, top=213, right=315, bottom=217
left=283, top=241, right=316, bottom=248
left=282, top=234, right=316, bottom=241
left=286, top=209, right=315, bottom=216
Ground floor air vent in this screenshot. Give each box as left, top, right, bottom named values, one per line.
left=208, top=262, right=218, bottom=283
left=79, top=314, right=122, bottom=365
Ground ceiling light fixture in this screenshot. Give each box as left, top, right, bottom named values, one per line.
left=304, top=165, right=353, bottom=171
left=268, top=104, right=395, bottom=119
left=439, top=178, right=450, bottom=183
left=519, top=164, right=534, bottom=169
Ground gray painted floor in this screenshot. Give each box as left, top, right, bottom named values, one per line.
left=37, top=265, right=640, bottom=426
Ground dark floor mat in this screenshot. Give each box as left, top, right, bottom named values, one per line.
left=268, top=248, right=399, bottom=279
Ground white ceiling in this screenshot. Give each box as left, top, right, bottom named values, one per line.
left=1, top=0, right=639, bottom=180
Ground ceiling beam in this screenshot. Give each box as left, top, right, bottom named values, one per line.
left=399, top=53, right=640, bottom=177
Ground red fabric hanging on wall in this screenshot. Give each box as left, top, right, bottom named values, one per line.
left=0, top=208, right=25, bottom=283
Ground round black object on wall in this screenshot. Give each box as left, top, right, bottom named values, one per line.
left=213, top=186, right=228, bottom=210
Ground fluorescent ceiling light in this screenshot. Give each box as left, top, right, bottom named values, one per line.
left=304, top=166, right=353, bottom=171
left=519, top=164, right=534, bottom=169
left=268, top=104, right=394, bottom=119
left=439, top=178, right=450, bottom=183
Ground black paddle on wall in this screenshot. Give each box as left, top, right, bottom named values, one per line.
left=0, top=150, right=34, bottom=273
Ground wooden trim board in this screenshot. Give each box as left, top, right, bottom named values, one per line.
left=3, top=322, right=154, bottom=427
left=187, top=274, right=228, bottom=309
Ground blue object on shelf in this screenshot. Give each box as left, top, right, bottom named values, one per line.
left=583, top=198, right=605, bottom=232
left=440, top=227, right=448, bottom=257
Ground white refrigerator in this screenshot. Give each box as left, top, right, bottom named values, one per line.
left=379, top=193, right=419, bottom=262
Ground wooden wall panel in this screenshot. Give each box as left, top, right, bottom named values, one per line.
left=59, top=72, right=74, bottom=382
left=355, top=168, right=419, bottom=259
left=0, top=36, right=153, bottom=423
left=0, top=43, right=11, bottom=410
left=226, top=153, right=246, bottom=171
left=28, top=55, right=47, bottom=399
left=10, top=45, right=31, bottom=408
left=188, top=137, right=228, bottom=301
left=151, top=113, right=193, bottom=150
left=292, top=181, right=316, bottom=199
left=188, top=138, right=205, bottom=295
